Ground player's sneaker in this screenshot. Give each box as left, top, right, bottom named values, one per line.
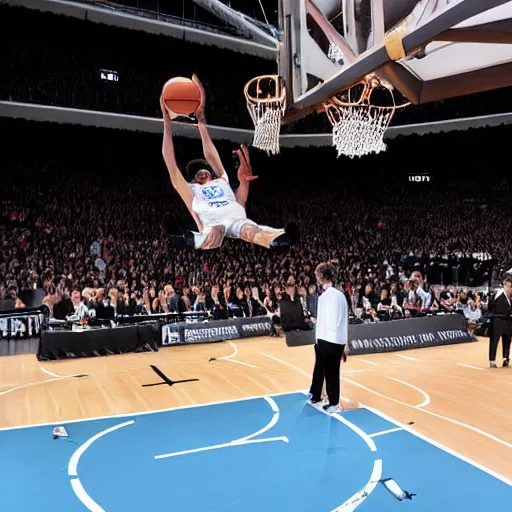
left=163, top=212, right=181, bottom=235
left=285, top=222, right=300, bottom=245
left=306, top=393, right=322, bottom=406
left=269, top=222, right=300, bottom=252
left=489, top=361, right=497, bottom=368
left=503, top=358, right=510, bottom=367
left=322, top=404, right=341, bottom=414
left=164, top=212, right=196, bottom=250
left=269, top=232, right=291, bottom=252
left=168, top=232, right=195, bottom=250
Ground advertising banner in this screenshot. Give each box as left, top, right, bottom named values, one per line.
left=347, top=313, right=475, bottom=355
left=285, top=314, right=475, bottom=354
left=0, top=306, right=48, bottom=356
left=161, top=316, right=272, bottom=346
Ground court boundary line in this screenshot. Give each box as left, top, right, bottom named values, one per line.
left=365, top=405, right=512, bottom=487
left=226, top=358, right=258, bottom=369
left=344, top=377, right=512, bottom=449
left=239, top=396, right=280, bottom=441
left=300, top=389, right=376, bottom=452
left=260, top=351, right=365, bottom=376
left=395, top=354, right=419, bottom=361
left=368, top=427, right=403, bottom=438
left=68, top=420, right=135, bottom=476
left=259, top=353, right=512, bottom=451
left=41, top=367, right=62, bottom=378
left=0, top=389, right=303, bottom=432
left=260, top=352, right=358, bottom=407
left=386, top=377, right=431, bottom=408
left=68, top=420, right=134, bottom=512
left=301, top=391, right=382, bottom=510
left=0, top=367, right=88, bottom=397
left=457, top=363, right=484, bottom=371
left=40, top=366, right=79, bottom=378
left=40, top=366, right=89, bottom=379
left=332, top=459, right=382, bottom=512
left=155, top=396, right=288, bottom=459
left=70, top=478, right=104, bottom=512
left=358, top=359, right=378, bottom=366
left=333, top=413, right=377, bottom=452
left=0, top=377, right=71, bottom=396
left=154, top=436, right=289, bottom=460
left=211, top=341, right=258, bottom=368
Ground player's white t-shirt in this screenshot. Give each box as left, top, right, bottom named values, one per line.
left=189, top=178, right=246, bottom=227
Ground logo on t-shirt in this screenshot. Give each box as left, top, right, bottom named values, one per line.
left=208, top=201, right=229, bottom=208
left=201, top=185, right=225, bottom=200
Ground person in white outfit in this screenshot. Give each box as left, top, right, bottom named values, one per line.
left=160, top=75, right=299, bottom=252
left=308, top=262, right=348, bottom=413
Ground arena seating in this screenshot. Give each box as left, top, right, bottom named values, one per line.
left=1, top=118, right=509, bottom=324
left=1, top=4, right=511, bottom=326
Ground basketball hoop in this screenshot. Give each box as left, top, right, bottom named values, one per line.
left=323, top=74, right=410, bottom=159
left=244, top=75, right=286, bottom=155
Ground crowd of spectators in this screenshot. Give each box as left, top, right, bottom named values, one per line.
left=2, top=5, right=512, bottom=134
left=1, top=118, right=510, bottom=329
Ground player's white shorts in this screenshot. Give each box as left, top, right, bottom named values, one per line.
left=192, top=202, right=281, bottom=248
left=196, top=202, right=256, bottom=239
left=187, top=180, right=284, bottom=250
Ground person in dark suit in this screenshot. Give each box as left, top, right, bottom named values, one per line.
left=488, top=276, right=512, bottom=368
left=279, top=284, right=311, bottom=331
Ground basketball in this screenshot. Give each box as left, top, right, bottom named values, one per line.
left=162, top=77, right=201, bottom=116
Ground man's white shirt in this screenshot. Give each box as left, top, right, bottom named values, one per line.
left=315, top=286, right=348, bottom=345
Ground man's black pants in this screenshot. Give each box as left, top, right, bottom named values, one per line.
left=309, top=339, right=345, bottom=406
left=489, top=320, right=511, bottom=361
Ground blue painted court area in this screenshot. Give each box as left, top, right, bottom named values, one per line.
left=0, top=392, right=510, bottom=511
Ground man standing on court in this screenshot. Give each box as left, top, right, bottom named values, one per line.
left=308, top=262, right=348, bottom=413
left=488, top=276, right=512, bottom=368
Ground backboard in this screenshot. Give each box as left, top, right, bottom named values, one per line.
left=279, top=0, right=512, bottom=124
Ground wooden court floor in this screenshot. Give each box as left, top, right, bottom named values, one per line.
left=1, top=336, right=511, bottom=479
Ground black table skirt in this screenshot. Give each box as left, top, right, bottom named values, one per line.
left=37, top=322, right=159, bottom=360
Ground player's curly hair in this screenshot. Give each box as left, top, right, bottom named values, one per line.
left=185, top=159, right=215, bottom=182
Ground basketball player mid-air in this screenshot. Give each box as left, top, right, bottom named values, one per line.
left=160, top=75, right=299, bottom=251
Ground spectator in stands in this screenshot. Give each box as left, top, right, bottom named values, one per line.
left=66, top=289, right=94, bottom=322
left=377, top=288, right=393, bottom=321
left=193, top=289, right=208, bottom=313
left=307, top=284, right=319, bottom=321
left=463, top=299, right=483, bottom=323
left=164, top=285, right=186, bottom=313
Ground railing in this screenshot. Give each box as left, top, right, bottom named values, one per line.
left=73, top=0, right=240, bottom=37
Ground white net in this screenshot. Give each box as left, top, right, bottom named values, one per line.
left=245, top=75, right=286, bottom=156
left=325, top=103, right=395, bottom=158
left=247, top=101, right=285, bottom=155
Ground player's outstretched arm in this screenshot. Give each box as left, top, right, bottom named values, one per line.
left=192, top=74, right=229, bottom=182
left=160, top=95, right=202, bottom=230
left=161, top=96, right=204, bottom=231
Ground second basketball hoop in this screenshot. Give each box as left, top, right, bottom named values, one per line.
left=323, top=74, right=410, bottom=159
left=244, top=75, right=286, bottom=156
